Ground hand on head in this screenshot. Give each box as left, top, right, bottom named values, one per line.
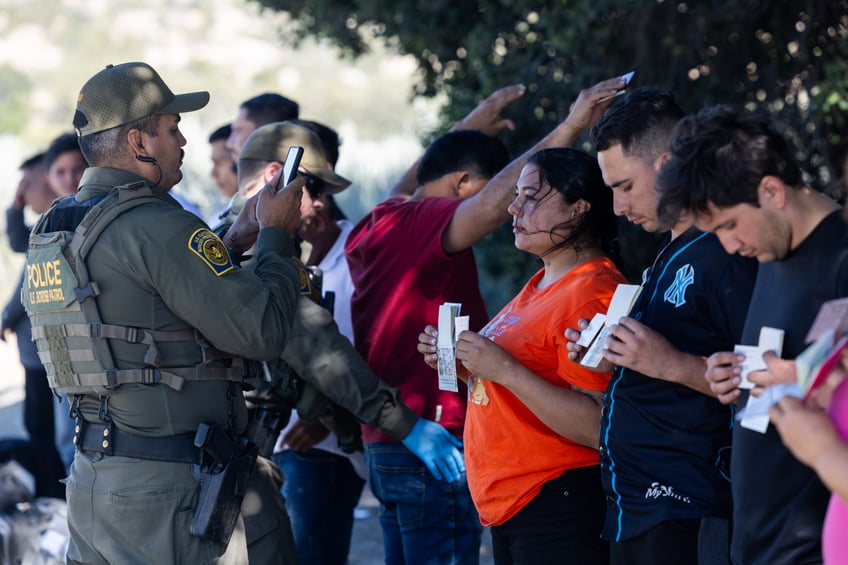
left=564, top=75, right=631, bottom=133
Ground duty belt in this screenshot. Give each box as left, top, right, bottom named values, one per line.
left=76, top=421, right=198, bottom=464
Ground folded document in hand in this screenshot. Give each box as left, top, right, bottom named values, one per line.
left=437, top=302, right=468, bottom=392
left=578, top=284, right=642, bottom=368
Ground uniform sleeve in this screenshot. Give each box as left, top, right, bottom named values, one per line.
left=281, top=297, right=418, bottom=439
left=6, top=207, right=30, bottom=253
left=112, top=206, right=303, bottom=361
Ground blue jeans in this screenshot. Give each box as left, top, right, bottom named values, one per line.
left=54, top=393, right=75, bottom=472
left=272, top=449, right=366, bottom=565
left=366, top=442, right=482, bottom=565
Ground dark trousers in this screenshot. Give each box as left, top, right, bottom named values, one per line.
left=491, top=465, right=609, bottom=565
left=610, top=518, right=700, bottom=565
left=23, top=368, right=65, bottom=498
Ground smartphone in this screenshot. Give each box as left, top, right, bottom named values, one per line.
left=598, top=71, right=635, bottom=103
left=276, top=145, right=304, bottom=193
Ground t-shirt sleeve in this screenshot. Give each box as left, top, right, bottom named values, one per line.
left=554, top=294, right=615, bottom=392
left=405, top=198, right=465, bottom=261
left=553, top=264, right=623, bottom=392
left=710, top=255, right=758, bottom=344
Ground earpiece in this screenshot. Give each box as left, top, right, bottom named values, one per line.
left=136, top=154, right=157, bottom=164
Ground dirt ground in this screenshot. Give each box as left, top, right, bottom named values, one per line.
left=0, top=337, right=493, bottom=564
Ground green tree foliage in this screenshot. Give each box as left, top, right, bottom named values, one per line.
left=259, top=0, right=848, bottom=309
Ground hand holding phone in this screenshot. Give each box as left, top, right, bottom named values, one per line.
left=276, top=145, right=304, bottom=193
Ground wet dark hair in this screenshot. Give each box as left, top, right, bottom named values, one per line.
left=241, top=93, right=299, bottom=126
left=525, top=147, right=620, bottom=263
left=416, top=130, right=510, bottom=185
left=656, top=104, right=804, bottom=225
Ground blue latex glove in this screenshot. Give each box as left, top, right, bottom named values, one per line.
left=401, top=418, right=465, bottom=483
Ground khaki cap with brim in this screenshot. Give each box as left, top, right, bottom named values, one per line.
left=239, top=121, right=352, bottom=194
left=74, top=62, right=209, bottom=137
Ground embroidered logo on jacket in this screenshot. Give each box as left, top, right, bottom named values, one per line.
left=188, top=229, right=234, bottom=276
left=663, top=264, right=694, bottom=307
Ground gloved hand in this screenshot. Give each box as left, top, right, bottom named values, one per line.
left=401, top=418, right=464, bottom=483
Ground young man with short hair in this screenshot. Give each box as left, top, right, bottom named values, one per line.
left=656, top=104, right=843, bottom=564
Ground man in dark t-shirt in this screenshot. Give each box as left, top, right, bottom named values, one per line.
left=657, top=104, right=846, bottom=565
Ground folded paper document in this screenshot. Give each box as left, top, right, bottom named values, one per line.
left=437, top=302, right=468, bottom=392
left=578, top=284, right=642, bottom=368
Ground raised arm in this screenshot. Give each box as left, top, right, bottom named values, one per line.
left=442, top=76, right=629, bottom=254
left=385, top=84, right=527, bottom=200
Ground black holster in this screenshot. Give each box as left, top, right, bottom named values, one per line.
left=244, top=403, right=291, bottom=458
left=190, top=422, right=258, bottom=546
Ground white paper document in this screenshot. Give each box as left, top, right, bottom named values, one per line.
left=437, top=303, right=463, bottom=392
left=733, top=326, right=785, bottom=432
left=580, top=284, right=642, bottom=368
left=734, top=327, right=784, bottom=389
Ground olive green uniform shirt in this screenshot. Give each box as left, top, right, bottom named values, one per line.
left=56, top=167, right=302, bottom=437
left=213, top=198, right=418, bottom=440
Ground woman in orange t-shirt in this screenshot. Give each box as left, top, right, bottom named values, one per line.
left=420, top=148, right=625, bottom=564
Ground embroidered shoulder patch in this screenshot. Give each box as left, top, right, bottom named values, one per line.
left=188, top=229, right=234, bottom=276
left=292, top=257, right=313, bottom=296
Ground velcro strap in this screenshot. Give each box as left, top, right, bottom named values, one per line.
left=38, top=349, right=95, bottom=365
left=166, top=367, right=245, bottom=385
left=71, top=367, right=244, bottom=392
left=143, top=328, right=199, bottom=342
left=77, top=422, right=198, bottom=464
left=33, top=323, right=197, bottom=344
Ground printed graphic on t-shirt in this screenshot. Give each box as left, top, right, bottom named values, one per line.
left=472, top=305, right=520, bottom=407
left=469, top=375, right=490, bottom=405
left=663, top=264, right=694, bottom=307
left=481, top=304, right=518, bottom=339
left=644, top=481, right=692, bottom=504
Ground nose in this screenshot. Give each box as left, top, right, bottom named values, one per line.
left=717, top=232, right=742, bottom=255
left=507, top=194, right=522, bottom=217
left=612, top=193, right=628, bottom=217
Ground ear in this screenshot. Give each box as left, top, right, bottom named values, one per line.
left=127, top=128, right=145, bottom=156
left=455, top=171, right=472, bottom=197
left=457, top=172, right=488, bottom=199
left=653, top=151, right=671, bottom=172
left=264, top=161, right=283, bottom=184
left=573, top=199, right=591, bottom=218
left=758, top=175, right=787, bottom=209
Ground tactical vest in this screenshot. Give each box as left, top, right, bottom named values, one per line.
left=23, top=181, right=246, bottom=396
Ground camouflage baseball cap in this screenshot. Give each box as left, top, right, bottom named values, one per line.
left=73, top=62, right=209, bottom=137
left=239, top=121, right=352, bottom=193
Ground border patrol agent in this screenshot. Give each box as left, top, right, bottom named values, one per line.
left=218, top=122, right=477, bottom=564
left=24, top=62, right=306, bottom=564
